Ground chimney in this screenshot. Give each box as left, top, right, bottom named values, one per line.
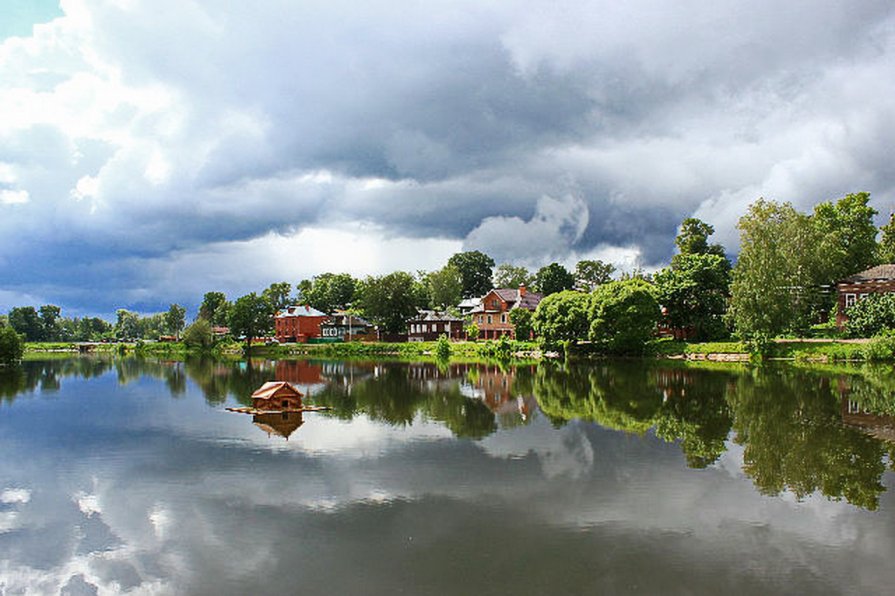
left=518, top=283, right=527, bottom=299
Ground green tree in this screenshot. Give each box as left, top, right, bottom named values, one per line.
left=674, top=217, right=726, bottom=258
left=509, top=307, right=534, bottom=340
left=589, top=279, right=661, bottom=354
left=465, top=321, right=480, bottom=341
left=297, top=273, right=357, bottom=313
left=654, top=253, right=731, bottom=341
left=878, top=211, right=895, bottom=264
left=115, top=309, right=141, bottom=340
left=357, top=272, right=423, bottom=334
left=812, top=192, right=879, bottom=282
left=447, top=251, right=495, bottom=298
left=38, top=305, right=61, bottom=341
left=8, top=307, right=41, bottom=341
left=198, top=291, right=230, bottom=326
left=574, top=259, right=615, bottom=292
left=728, top=200, right=824, bottom=339
left=182, top=318, right=214, bottom=349
left=0, top=326, right=24, bottom=366
left=532, top=290, right=590, bottom=347
left=262, top=282, right=293, bottom=312
left=492, top=263, right=534, bottom=289
left=534, top=262, right=575, bottom=296
left=228, top=293, right=274, bottom=347
left=426, top=265, right=463, bottom=310
left=164, top=304, right=187, bottom=338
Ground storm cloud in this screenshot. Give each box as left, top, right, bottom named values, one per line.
left=2, top=0, right=894, bottom=314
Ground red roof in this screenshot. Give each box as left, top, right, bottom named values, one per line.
left=251, top=381, right=304, bottom=400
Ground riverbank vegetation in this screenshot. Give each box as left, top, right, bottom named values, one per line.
left=6, top=191, right=895, bottom=360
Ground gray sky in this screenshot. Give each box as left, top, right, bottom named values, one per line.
left=2, top=0, right=894, bottom=316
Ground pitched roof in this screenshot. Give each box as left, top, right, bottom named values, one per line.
left=276, top=305, right=328, bottom=318
left=471, top=288, right=544, bottom=312
left=411, top=310, right=464, bottom=322
left=843, top=264, right=895, bottom=282
left=251, top=381, right=303, bottom=400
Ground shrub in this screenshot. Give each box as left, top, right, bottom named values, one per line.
left=863, top=330, right=895, bottom=362
left=845, top=293, right=895, bottom=338
left=0, top=326, right=24, bottom=365
left=532, top=290, right=590, bottom=349
left=589, top=279, right=661, bottom=354
left=435, top=334, right=452, bottom=360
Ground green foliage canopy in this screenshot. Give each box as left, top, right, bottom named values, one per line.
left=844, top=293, right=895, bottom=338
left=228, top=293, right=274, bottom=346
left=357, top=271, right=424, bottom=334
left=447, top=251, right=494, bottom=298
left=426, top=265, right=463, bottom=310
left=532, top=290, right=591, bottom=347
left=0, top=325, right=24, bottom=365
left=654, top=253, right=731, bottom=341
left=589, top=279, right=661, bottom=354
left=492, top=263, right=533, bottom=289
left=534, top=262, right=575, bottom=296
left=574, top=259, right=615, bottom=292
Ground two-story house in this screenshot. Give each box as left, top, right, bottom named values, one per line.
left=469, top=285, right=542, bottom=339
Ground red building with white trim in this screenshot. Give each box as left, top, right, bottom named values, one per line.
left=274, top=305, right=329, bottom=343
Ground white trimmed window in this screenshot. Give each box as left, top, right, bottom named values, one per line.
left=845, top=293, right=857, bottom=308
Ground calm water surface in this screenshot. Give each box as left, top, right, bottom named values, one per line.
left=2, top=357, right=895, bottom=595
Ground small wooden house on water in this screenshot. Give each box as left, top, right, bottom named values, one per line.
left=251, top=381, right=304, bottom=411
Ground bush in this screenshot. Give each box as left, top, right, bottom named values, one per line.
left=863, top=330, right=895, bottom=361
left=532, top=290, right=590, bottom=349
left=589, top=279, right=661, bottom=354
left=435, top=334, right=452, bottom=360
left=845, top=293, right=895, bottom=338
left=183, top=319, right=214, bottom=349
left=0, top=326, right=24, bottom=365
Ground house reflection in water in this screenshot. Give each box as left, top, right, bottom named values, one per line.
left=841, top=395, right=895, bottom=443
left=253, top=411, right=304, bottom=440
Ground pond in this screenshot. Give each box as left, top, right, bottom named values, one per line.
left=2, top=357, right=895, bottom=594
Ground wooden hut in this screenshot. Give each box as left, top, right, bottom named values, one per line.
left=251, top=381, right=304, bottom=411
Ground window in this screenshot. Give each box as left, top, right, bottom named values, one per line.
left=501, top=313, right=507, bottom=323
left=487, top=315, right=492, bottom=324
left=845, top=293, right=857, bottom=308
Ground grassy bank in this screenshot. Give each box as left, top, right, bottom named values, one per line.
left=250, top=339, right=541, bottom=361
left=650, top=338, right=876, bottom=362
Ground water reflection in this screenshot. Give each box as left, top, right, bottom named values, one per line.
left=4, top=357, right=895, bottom=510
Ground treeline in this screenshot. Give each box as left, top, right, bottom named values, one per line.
left=3, top=191, right=895, bottom=356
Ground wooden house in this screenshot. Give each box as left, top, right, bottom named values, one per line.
left=251, top=381, right=304, bottom=411
left=469, top=285, right=543, bottom=339
left=836, top=265, right=895, bottom=328
left=407, top=310, right=466, bottom=342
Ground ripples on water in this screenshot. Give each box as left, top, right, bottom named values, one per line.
left=1, top=357, right=895, bottom=594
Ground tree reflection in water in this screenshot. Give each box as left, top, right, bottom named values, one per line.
left=6, top=356, right=895, bottom=509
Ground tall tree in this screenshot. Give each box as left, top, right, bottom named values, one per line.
left=297, top=273, right=357, bottom=313
left=812, top=191, right=878, bottom=281
left=357, top=272, right=422, bottom=334
left=198, top=292, right=230, bottom=326
left=492, top=263, right=533, bottom=289
left=532, top=290, right=591, bottom=346
left=38, top=305, right=61, bottom=342
left=574, top=259, right=615, bottom=292
left=228, top=293, right=274, bottom=347
left=164, top=304, right=187, bottom=338
left=534, top=263, right=575, bottom=296
left=262, top=282, right=293, bottom=312
left=879, top=211, right=895, bottom=264
left=674, top=218, right=726, bottom=259
left=7, top=307, right=41, bottom=341
left=728, top=200, right=823, bottom=339
left=447, top=251, right=495, bottom=298
left=426, top=265, right=463, bottom=310
left=115, top=309, right=141, bottom=340
left=654, top=253, right=731, bottom=340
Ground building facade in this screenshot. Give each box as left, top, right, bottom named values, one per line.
left=274, top=305, right=329, bottom=343
left=469, top=285, right=542, bottom=340
left=407, top=311, right=466, bottom=342
left=836, top=264, right=895, bottom=328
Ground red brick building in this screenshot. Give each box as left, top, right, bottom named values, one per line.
left=836, top=265, right=895, bottom=329
left=274, top=305, right=329, bottom=343
left=470, top=285, right=542, bottom=339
